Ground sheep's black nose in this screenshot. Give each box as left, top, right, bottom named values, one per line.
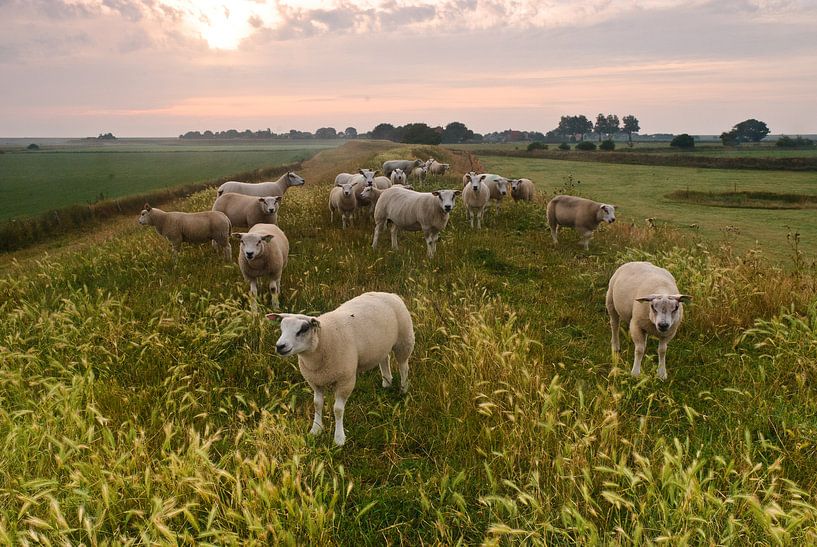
left=658, top=322, right=669, bottom=331
left=276, top=343, right=288, bottom=353
left=245, top=252, right=254, bottom=259
left=610, top=218, right=616, bottom=223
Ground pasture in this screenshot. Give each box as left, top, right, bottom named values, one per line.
left=0, top=138, right=341, bottom=221
left=2, top=142, right=817, bottom=543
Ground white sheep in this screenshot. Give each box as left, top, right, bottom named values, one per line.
left=212, top=193, right=281, bottom=228
left=233, top=223, right=289, bottom=302
left=138, top=203, right=231, bottom=260
left=481, top=174, right=510, bottom=211
left=217, top=172, right=305, bottom=198
left=606, top=261, right=691, bottom=380
left=510, top=178, right=535, bottom=202
left=390, top=168, right=407, bottom=186
left=546, top=195, right=616, bottom=250
left=329, top=180, right=358, bottom=228
left=351, top=169, right=378, bottom=211
left=359, top=185, right=383, bottom=211
left=267, top=291, right=415, bottom=446
left=462, top=172, right=490, bottom=229
left=372, top=175, right=393, bottom=190
left=427, top=159, right=450, bottom=176
left=383, top=159, right=422, bottom=177
left=411, top=164, right=428, bottom=183
left=462, top=171, right=477, bottom=187
left=372, top=187, right=460, bottom=258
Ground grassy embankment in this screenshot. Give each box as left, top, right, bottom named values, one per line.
left=2, top=141, right=817, bottom=543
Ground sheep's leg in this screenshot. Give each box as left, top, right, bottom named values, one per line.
left=608, top=303, right=621, bottom=363
left=579, top=229, right=593, bottom=250
left=330, top=207, right=335, bottom=223
left=390, top=223, right=399, bottom=250
left=467, top=207, right=474, bottom=228
left=341, top=214, right=347, bottom=229
left=333, top=383, right=354, bottom=446
left=550, top=225, right=559, bottom=245
left=249, top=279, right=258, bottom=298
left=222, top=240, right=231, bottom=261
left=657, top=339, right=669, bottom=381
left=372, top=221, right=384, bottom=249
left=310, top=386, right=324, bottom=436
left=630, top=324, right=647, bottom=377
left=379, top=356, right=393, bottom=388
left=477, top=208, right=484, bottom=230
left=425, top=231, right=437, bottom=258
left=398, top=356, right=409, bottom=394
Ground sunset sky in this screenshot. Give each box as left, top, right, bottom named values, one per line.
left=1, top=0, right=815, bottom=137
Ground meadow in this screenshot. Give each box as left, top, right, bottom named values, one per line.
left=0, top=139, right=341, bottom=221
left=2, top=142, right=817, bottom=543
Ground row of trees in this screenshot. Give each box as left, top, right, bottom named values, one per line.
left=547, top=114, right=640, bottom=143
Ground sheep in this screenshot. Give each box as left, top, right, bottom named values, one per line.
left=217, top=172, right=305, bottom=197
left=509, top=178, right=535, bottom=202
left=372, top=175, right=392, bottom=190
left=462, top=172, right=490, bottom=229
left=383, top=159, right=422, bottom=177
left=546, top=195, right=616, bottom=250
left=233, top=223, right=289, bottom=303
left=336, top=168, right=376, bottom=187
left=479, top=174, right=510, bottom=212
left=359, top=185, right=383, bottom=211
left=390, top=168, right=407, bottom=186
left=329, top=180, right=358, bottom=228
left=427, top=159, right=450, bottom=176
left=462, top=171, right=477, bottom=187
left=372, top=187, right=460, bottom=258
left=212, top=193, right=281, bottom=228
left=606, top=261, right=691, bottom=380
left=411, top=164, right=428, bottom=183
left=138, top=203, right=231, bottom=260
left=267, top=291, right=415, bottom=446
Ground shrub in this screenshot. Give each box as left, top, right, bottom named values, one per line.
left=777, top=135, right=814, bottom=148
left=26, top=143, right=40, bottom=150
left=576, top=140, right=596, bottom=151
left=558, top=142, right=570, bottom=151
left=599, top=139, right=615, bottom=151
left=526, top=141, right=547, bottom=151
left=670, top=134, right=695, bottom=149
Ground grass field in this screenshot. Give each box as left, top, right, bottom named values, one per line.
left=0, top=139, right=341, bottom=221
left=478, top=155, right=817, bottom=262
left=2, top=142, right=817, bottom=543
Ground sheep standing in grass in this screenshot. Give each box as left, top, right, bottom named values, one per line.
left=481, top=174, right=510, bottom=211
left=234, top=223, right=289, bottom=303
left=606, top=261, right=691, bottom=380
left=212, top=194, right=281, bottom=228
left=427, top=159, right=450, bottom=176
left=462, top=171, right=477, bottom=187
left=329, top=180, right=358, bottom=228
left=351, top=169, right=378, bottom=214
left=360, top=185, right=383, bottom=211
left=138, top=203, right=231, bottom=260
left=546, top=195, right=616, bottom=250
left=383, top=159, right=422, bottom=178
left=372, top=187, right=460, bottom=258
left=411, top=165, right=428, bottom=183
left=268, top=291, right=415, bottom=446
left=510, top=178, right=535, bottom=202
left=462, top=173, right=490, bottom=229
left=390, top=168, right=407, bottom=186
left=217, top=172, right=305, bottom=198
left=372, top=175, right=392, bottom=190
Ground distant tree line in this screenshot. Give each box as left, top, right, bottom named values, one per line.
left=545, top=114, right=640, bottom=143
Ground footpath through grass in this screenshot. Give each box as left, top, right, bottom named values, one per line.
left=2, top=143, right=817, bottom=543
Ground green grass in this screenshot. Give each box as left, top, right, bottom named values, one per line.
left=0, top=139, right=341, bottom=220
left=2, top=143, right=817, bottom=543
left=479, top=155, right=817, bottom=262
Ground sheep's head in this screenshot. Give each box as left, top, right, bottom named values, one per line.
left=259, top=196, right=282, bottom=215
left=360, top=185, right=378, bottom=201
left=266, top=313, right=321, bottom=356
left=336, top=180, right=356, bottom=197
left=391, top=168, right=406, bottom=184
left=635, top=294, right=692, bottom=334
left=509, top=179, right=521, bottom=191
left=138, top=204, right=152, bottom=225
left=233, top=232, right=273, bottom=260
left=286, top=172, right=306, bottom=186
left=358, top=168, right=376, bottom=185
left=465, top=173, right=482, bottom=193
left=598, top=204, right=616, bottom=223
left=432, top=189, right=460, bottom=213
left=493, top=177, right=509, bottom=196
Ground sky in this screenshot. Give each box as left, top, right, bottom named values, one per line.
left=0, top=0, right=815, bottom=137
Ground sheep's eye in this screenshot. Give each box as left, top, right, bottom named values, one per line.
left=296, top=323, right=310, bottom=336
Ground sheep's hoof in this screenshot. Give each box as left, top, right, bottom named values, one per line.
left=657, top=370, right=668, bottom=381
left=309, top=424, right=323, bottom=436
left=333, top=432, right=346, bottom=446
left=611, top=351, right=620, bottom=365
left=381, top=379, right=392, bottom=388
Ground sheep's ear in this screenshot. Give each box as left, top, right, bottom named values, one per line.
left=273, top=196, right=282, bottom=204
left=143, top=203, right=151, bottom=210
left=635, top=294, right=658, bottom=303
left=258, top=197, right=266, bottom=202
left=431, top=191, right=440, bottom=197
left=309, top=318, right=321, bottom=329
left=454, top=190, right=462, bottom=196
left=232, top=232, right=244, bottom=240
left=479, top=175, right=487, bottom=181
left=262, top=235, right=273, bottom=242
left=673, top=294, right=693, bottom=303
left=266, top=313, right=290, bottom=322
left=358, top=169, right=364, bottom=174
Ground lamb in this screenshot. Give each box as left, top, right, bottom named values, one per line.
left=606, top=261, right=691, bottom=380
left=411, top=164, right=428, bottom=183
left=427, top=159, right=450, bottom=176
left=217, top=172, right=305, bottom=198
left=233, top=223, right=289, bottom=303
left=546, top=195, right=616, bottom=250
left=212, top=193, right=281, bottom=228
left=390, top=168, right=407, bottom=186
left=329, top=180, right=358, bottom=228
left=509, top=178, right=535, bottom=202
left=462, top=172, right=490, bottom=229
left=372, top=187, right=460, bottom=258
left=383, top=159, right=422, bottom=177
left=267, top=291, right=415, bottom=446
left=138, top=203, right=231, bottom=260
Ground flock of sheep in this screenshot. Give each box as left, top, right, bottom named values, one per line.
left=137, top=156, right=690, bottom=446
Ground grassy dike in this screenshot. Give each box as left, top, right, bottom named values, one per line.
left=1, top=141, right=817, bottom=543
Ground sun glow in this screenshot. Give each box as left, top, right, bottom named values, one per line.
left=160, top=1, right=275, bottom=50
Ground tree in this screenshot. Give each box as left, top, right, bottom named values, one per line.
left=606, top=115, right=620, bottom=139
left=721, top=119, right=770, bottom=145
left=594, top=114, right=607, bottom=142
left=550, top=115, right=593, bottom=141
left=670, top=134, right=695, bottom=149
left=371, top=123, right=397, bottom=141
left=400, top=123, right=441, bottom=145
left=441, top=121, right=474, bottom=144
left=315, top=127, right=338, bottom=139
left=622, top=115, right=640, bottom=143
left=344, top=127, right=358, bottom=139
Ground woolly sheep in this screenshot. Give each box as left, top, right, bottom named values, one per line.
left=351, top=168, right=378, bottom=210
left=411, top=164, right=428, bottom=183
left=546, top=195, right=616, bottom=250
left=372, top=175, right=392, bottom=190
left=372, top=187, right=460, bottom=258
left=462, top=171, right=477, bottom=187
left=329, top=180, right=358, bottom=228
left=383, top=159, right=422, bottom=177
left=138, top=203, right=231, bottom=260
left=390, top=168, right=407, bottom=186
left=481, top=174, right=510, bottom=211
left=509, top=178, right=535, bottom=202
left=217, top=172, right=305, bottom=198
left=427, top=159, right=450, bottom=176
left=462, top=172, right=490, bottom=229
left=359, top=185, right=383, bottom=210
left=212, top=193, right=281, bottom=228
left=233, top=223, right=289, bottom=302
left=267, top=291, right=415, bottom=446
left=606, top=261, right=691, bottom=380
